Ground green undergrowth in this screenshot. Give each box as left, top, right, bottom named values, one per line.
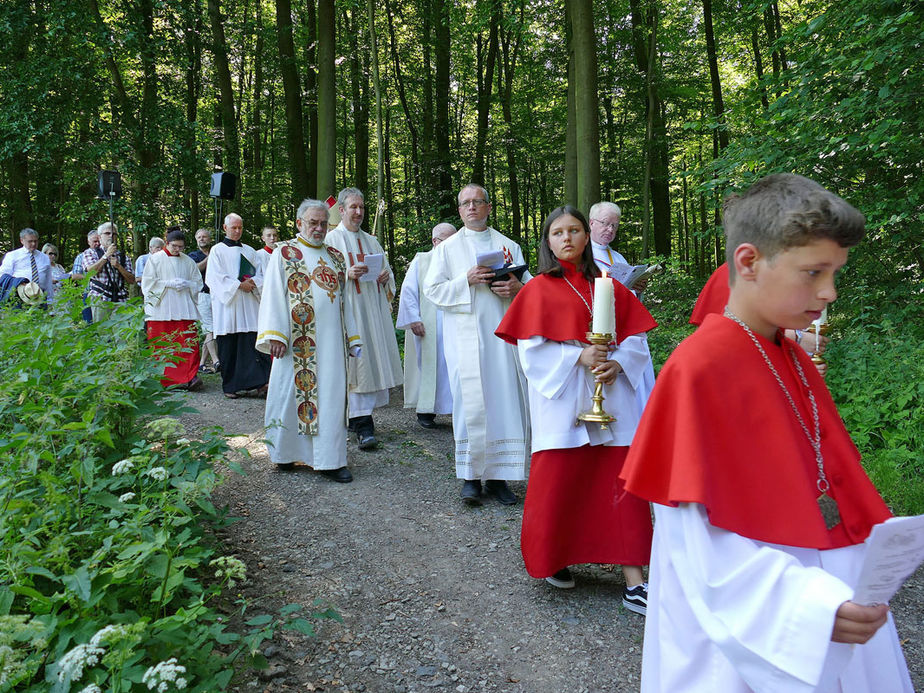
left=0, top=286, right=336, bottom=691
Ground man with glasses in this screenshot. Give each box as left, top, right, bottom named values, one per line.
left=324, top=187, right=403, bottom=451
left=423, top=184, right=531, bottom=507
left=81, top=222, right=135, bottom=322
left=589, top=201, right=656, bottom=410
left=257, top=199, right=361, bottom=482
left=0, top=228, right=54, bottom=302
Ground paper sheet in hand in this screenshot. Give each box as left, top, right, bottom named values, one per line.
left=476, top=250, right=505, bottom=270
left=608, top=262, right=661, bottom=290
left=852, top=514, right=924, bottom=605
left=358, top=253, right=384, bottom=282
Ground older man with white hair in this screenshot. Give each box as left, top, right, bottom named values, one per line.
left=205, top=213, right=271, bottom=399
left=0, top=228, right=54, bottom=301
left=81, top=222, right=135, bottom=321
left=397, top=222, right=457, bottom=428
left=135, top=237, right=166, bottom=285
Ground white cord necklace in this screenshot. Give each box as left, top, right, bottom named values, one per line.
left=562, top=273, right=593, bottom=321
left=724, top=308, right=841, bottom=530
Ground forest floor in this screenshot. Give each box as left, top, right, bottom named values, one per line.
left=178, top=376, right=924, bottom=693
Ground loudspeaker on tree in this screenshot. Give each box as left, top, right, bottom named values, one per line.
left=210, top=172, right=237, bottom=200
left=97, top=170, right=122, bottom=199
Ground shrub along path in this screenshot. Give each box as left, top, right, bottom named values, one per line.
left=180, top=379, right=924, bottom=692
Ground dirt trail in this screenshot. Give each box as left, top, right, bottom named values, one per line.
left=179, top=378, right=923, bottom=692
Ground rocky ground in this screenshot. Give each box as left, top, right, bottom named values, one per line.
left=178, top=376, right=923, bottom=693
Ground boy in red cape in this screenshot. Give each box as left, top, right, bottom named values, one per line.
left=620, top=174, right=912, bottom=692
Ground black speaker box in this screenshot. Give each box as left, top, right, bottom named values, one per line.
left=97, top=170, right=122, bottom=199
left=210, top=172, right=237, bottom=200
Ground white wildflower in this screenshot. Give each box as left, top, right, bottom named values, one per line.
left=176, top=438, right=191, bottom=445
left=118, top=492, right=136, bottom=503
left=56, top=643, right=104, bottom=682
left=145, top=467, right=168, bottom=482
left=146, top=417, right=183, bottom=438
left=89, top=624, right=128, bottom=647
left=143, top=657, right=187, bottom=691
left=79, top=685, right=102, bottom=693
left=111, top=459, right=134, bottom=475
left=210, top=556, right=247, bottom=587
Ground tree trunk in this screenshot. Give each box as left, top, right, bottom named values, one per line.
left=702, top=0, right=729, bottom=151
left=564, top=48, right=577, bottom=207
left=183, top=2, right=202, bottom=231
left=304, top=0, right=318, bottom=197
left=497, top=7, right=524, bottom=240
left=751, top=25, right=769, bottom=110
left=367, top=0, right=386, bottom=247
left=472, top=0, right=499, bottom=185
left=349, top=11, right=369, bottom=194
left=316, top=0, right=336, bottom=198
left=207, top=0, right=241, bottom=180
left=628, top=0, right=671, bottom=256
left=276, top=0, right=310, bottom=201
left=568, top=0, right=601, bottom=215
left=432, top=0, right=454, bottom=220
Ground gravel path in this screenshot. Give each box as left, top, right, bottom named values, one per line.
left=179, top=377, right=923, bottom=692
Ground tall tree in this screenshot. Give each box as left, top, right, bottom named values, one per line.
left=432, top=0, right=454, bottom=219
left=316, top=0, right=336, bottom=197
left=702, top=0, right=729, bottom=151
left=276, top=0, right=310, bottom=201
left=207, top=0, right=240, bottom=180
left=567, top=0, right=601, bottom=214
left=471, top=0, right=500, bottom=185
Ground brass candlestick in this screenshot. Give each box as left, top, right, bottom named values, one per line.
left=804, top=321, right=831, bottom=367
left=577, top=332, right=616, bottom=429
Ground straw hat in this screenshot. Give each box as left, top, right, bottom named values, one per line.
left=16, top=281, right=44, bottom=306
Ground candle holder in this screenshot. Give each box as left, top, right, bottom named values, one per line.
left=577, top=332, right=616, bottom=429
left=804, top=321, right=831, bottom=367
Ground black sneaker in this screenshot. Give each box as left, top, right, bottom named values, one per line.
left=545, top=568, right=575, bottom=589
left=460, top=479, right=482, bottom=506
left=484, top=479, right=517, bottom=505
left=622, top=582, right=648, bottom=615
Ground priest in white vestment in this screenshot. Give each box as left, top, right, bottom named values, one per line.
left=257, top=200, right=361, bottom=483
left=396, top=223, right=457, bottom=429
left=422, top=184, right=531, bottom=506
left=141, top=229, right=203, bottom=390
left=206, top=213, right=271, bottom=399
left=324, top=187, right=403, bottom=450
left=589, top=201, right=656, bottom=410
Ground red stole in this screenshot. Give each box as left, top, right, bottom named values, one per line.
left=495, top=261, right=657, bottom=345
left=620, top=314, right=891, bottom=549
left=689, top=262, right=730, bottom=326
left=263, top=245, right=274, bottom=254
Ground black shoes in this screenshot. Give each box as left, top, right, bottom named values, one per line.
left=622, top=583, right=648, bottom=615
left=358, top=432, right=378, bottom=450
left=417, top=413, right=437, bottom=429
left=545, top=568, right=576, bottom=589
left=319, top=466, right=353, bottom=483
left=460, top=480, right=483, bottom=506
left=484, top=479, right=518, bottom=505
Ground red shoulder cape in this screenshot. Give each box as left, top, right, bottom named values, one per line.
left=620, top=314, right=890, bottom=549
left=689, top=262, right=730, bottom=326
left=495, top=262, right=657, bottom=345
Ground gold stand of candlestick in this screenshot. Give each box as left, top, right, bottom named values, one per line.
left=577, top=332, right=616, bottom=429
left=805, top=322, right=831, bottom=367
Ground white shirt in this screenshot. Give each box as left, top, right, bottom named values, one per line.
left=0, top=247, right=53, bottom=298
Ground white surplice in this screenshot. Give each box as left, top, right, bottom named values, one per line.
left=517, top=334, right=650, bottom=453
left=643, top=503, right=913, bottom=693
left=591, top=240, right=656, bottom=409
left=255, top=247, right=273, bottom=277
left=422, top=226, right=531, bottom=481
left=324, top=223, right=402, bottom=415
left=205, top=241, right=263, bottom=336
left=141, top=251, right=202, bottom=321
left=396, top=252, right=452, bottom=415
left=256, top=239, right=361, bottom=469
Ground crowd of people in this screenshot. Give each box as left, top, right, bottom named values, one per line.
left=0, top=174, right=912, bottom=692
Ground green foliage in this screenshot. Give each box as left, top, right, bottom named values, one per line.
left=0, top=294, right=335, bottom=691
left=641, top=257, right=698, bottom=371
left=825, top=291, right=924, bottom=516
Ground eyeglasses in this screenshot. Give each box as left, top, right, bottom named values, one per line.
left=591, top=219, right=619, bottom=231
left=47, top=252, right=58, bottom=256
left=301, top=219, right=328, bottom=229
left=459, top=199, right=488, bottom=208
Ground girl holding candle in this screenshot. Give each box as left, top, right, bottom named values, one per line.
left=495, top=206, right=657, bottom=613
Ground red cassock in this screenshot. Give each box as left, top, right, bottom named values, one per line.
left=496, top=262, right=658, bottom=576
left=620, top=313, right=890, bottom=550
left=146, top=320, right=200, bottom=388
left=688, top=262, right=730, bottom=326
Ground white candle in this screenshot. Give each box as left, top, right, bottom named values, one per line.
left=813, top=306, right=828, bottom=352
left=592, top=275, right=615, bottom=335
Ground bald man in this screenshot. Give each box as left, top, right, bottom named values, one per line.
left=205, top=213, right=271, bottom=398
left=397, top=223, right=457, bottom=428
